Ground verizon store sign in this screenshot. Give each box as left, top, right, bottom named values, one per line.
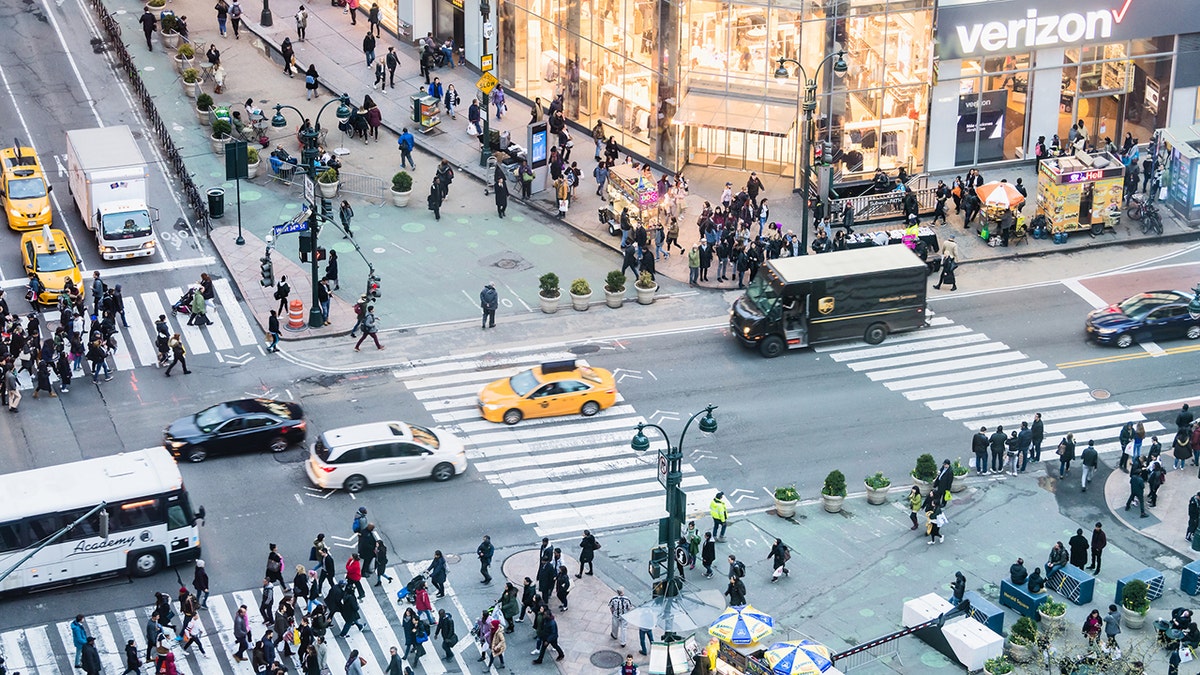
left=936, top=0, right=1200, bottom=60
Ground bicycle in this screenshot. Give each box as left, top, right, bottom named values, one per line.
left=1141, top=202, right=1163, bottom=235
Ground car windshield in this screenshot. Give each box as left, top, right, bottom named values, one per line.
left=8, top=176, right=46, bottom=200
left=314, top=437, right=330, bottom=461
left=510, top=369, right=541, bottom=397
left=409, top=424, right=440, bottom=449
left=194, top=404, right=234, bottom=433
left=36, top=250, right=74, bottom=273
left=101, top=211, right=153, bottom=240
left=745, top=275, right=780, bottom=313
left=1116, top=294, right=1176, bottom=318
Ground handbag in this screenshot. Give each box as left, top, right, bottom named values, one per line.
left=1181, top=646, right=1195, bottom=663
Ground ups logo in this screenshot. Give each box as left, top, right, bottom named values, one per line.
left=817, top=296, right=835, bottom=315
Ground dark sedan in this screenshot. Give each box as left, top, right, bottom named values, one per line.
left=165, top=398, right=307, bottom=462
left=1085, top=290, right=1200, bottom=348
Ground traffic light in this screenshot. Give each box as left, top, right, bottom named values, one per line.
left=812, top=142, right=823, bottom=165
left=823, top=140, right=833, bottom=165
left=260, top=254, right=274, bottom=287
left=320, top=198, right=333, bottom=220
left=367, top=273, right=381, bottom=300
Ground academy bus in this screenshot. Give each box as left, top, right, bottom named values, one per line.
left=0, top=448, right=203, bottom=593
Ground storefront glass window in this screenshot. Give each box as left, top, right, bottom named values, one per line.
left=1059, top=41, right=1174, bottom=152
left=953, top=53, right=1031, bottom=166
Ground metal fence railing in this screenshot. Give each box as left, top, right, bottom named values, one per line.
left=86, top=0, right=212, bottom=232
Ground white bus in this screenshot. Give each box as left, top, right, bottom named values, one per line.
left=0, top=448, right=203, bottom=593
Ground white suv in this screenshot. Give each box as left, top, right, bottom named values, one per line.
left=306, top=421, right=467, bottom=493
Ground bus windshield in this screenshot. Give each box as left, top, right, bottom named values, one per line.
left=101, top=211, right=153, bottom=240
left=746, top=275, right=781, bottom=314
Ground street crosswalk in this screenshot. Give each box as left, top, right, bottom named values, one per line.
left=398, top=352, right=712, bottom=537
left=814, top=315, right=1165, bottom=455
left=11, top=280, right=260, bottom=390
left=0, top=563, right=485, bottom=675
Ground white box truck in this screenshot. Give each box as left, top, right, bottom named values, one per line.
left=65, top=126, right=158, bottom=260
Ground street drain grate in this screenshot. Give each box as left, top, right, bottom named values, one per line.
left=590, top=651, right=624, bottom=669
left=1092, top=389, right=1111, bottom=400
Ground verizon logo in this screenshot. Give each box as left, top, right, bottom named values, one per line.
left=954, top=5, right=1124, bottom=55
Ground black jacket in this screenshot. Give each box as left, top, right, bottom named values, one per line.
left=989, top=431, right=1007, bottom=454
left=972, top=432, right=989, bottom=456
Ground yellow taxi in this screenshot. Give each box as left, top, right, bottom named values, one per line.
left=478, top=359, right=618, bottom=425
left=1, top=144, right=53, bottom=231
left=22, top=226, right=82, bottom=306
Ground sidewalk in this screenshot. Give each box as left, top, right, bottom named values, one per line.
left=1104, top=451, right=1200, bottom=559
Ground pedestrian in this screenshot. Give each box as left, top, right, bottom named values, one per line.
left=554, top=566, right=570, bottom=611
left=766, top=538, right=790, bottom=582
left=638, top=627, right=653, bottom=656
left=487, top=619, right=507, bottom=669
left=314, top=549, right=336, bottom=596
left=1119, top=421, right=1134, bottom=471
left=266, top=543, right=287, bottom=589
left=1031, top=412, right=1044, bottom=462
left=259, top=579, right=275, bottom=624
left=294, top=5, right=308, bottom=41
left=1082, top=609, right=1102, bottom=644
left=374, top=540, right=394, bottom=586
left=280, top=37, right=296, bottom=77
left=687, top=244, right=700, bottom=286
left=81, top=636, right=102, bottom=675
left=180, top=620, right=207, bottom=656
left=1125, top=468, right=1147, bottom=517
left=709, top=491, right=729, bottom=541
left=971, top=427, right=989, bottom=475
left=554, top=175, right=569, bottom=217
left=932, top=236, right=958, bottom=291
left=478, top=535, right=494, bottom=584
left=701, top=531, right=716, bottom=578
left=362, top=30, right=376, bottom=68
left=427, top=179, right=443, bottom=220
left=434, top=610, right=457, bottom=660
left=444, top=84, right=461, bottom=119
left=140, top=6, right=158, bottom=50
left=345, top=553, right=365, bottom=599
left=365, top=100, right=381, bottom=141
left=87, top=338, right=112, bottom=383
left=229, top=0, right=243, bottom=37
left=1133, top=421, right=1147, bottom=462
left=144, top=613, right=162, bottom=662
left=924, top=489, right=944, bottom=544
left=576, top=530, right=598, bottom=577
left=385, top=46, right=399, bottom=88
left=608, top=588, right=632, bottom=647
left=1148, top=457, right=1166, bottom=507
left=274, top=276, right=291, bottom=315
left=1080, top=440, right=1099, bottom=491
left=304, top=65, right=320, bottom=101
left=1188, top=492, right=1200, bottom=541
left=353, top=305, right=383, bottom=351
left=187, top=289, right=212, bottom=326
left=532, top=611, right=564, bottom=664
left=366, top=2, right=381, bottom=35
left=338, top=593, right=366, bottom=636
left=345, top=650, right=365, bottom=675
left=1068, top=529, right=1089, bottom=568
left=989, top=425, right=1007, bottom=474
left=1057, top=432, right=1076, bottom=478
left=494, top=176, right=509, bottom=217
left=397, top=127, right=416, bottom=169
left=71, top=614, right=89, bottom=668
left=192, top=559, right=210, bottom=609
left=493, top=85, right=506, bottom=119
left=1087, top=521, right=1106, bottom=574
left=292, top=564, right=310, bottom=607
left=724, top=573, right=747, bottom=606
left=122, top=639, right=140, bottom=675
left=32, top=359, right=56, bottom=399
left=425, top=550, right=447, bottom=597
left=480, top=283, right=498, bottom=329
left=1104, top=604, right=1121, bottom=647
left=640, top=246, right=657, bottom=282
left=153, top=314, right=170, bottom=367
left=317, top=280, right=331, bottom=326
left=519, top=160, right=534, bottom=198
left=233, top=606, right=251, bottom=662
left=266, top=310, right=281, bottom=352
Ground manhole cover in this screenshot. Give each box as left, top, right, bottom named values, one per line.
left=590, top=650, right=624, bottom=669
left=479, top=250, right=532, bottom=271
left=569, top=344, right=601, bottom=355
left=1092, top=389, right=1111, bottom=400
left=494, top=258, right=520, bottom=269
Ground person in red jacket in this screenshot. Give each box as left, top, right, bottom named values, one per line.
left=345, top=553, right=365, bottom=600
left=415, top=585, right=435, bottom=626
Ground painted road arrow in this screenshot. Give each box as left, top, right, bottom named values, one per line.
left=729, top=488, right=760, bottom=503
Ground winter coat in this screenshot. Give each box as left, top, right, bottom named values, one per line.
left=579, top=533, right=598, bottom=562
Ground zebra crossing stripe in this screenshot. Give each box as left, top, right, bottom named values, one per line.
left=469, top=430, right=663, bottom=461
left=847, top=342, right=1008, bottom=371
left=395, top=350, right=576, bottom=382
left=903, top=370, right=1066, bottom=401
left=1, top=630, right=34, bottom=675
left=508, top=474, right=711, bottom=511
left=829, top=332, right=990, bottom=362
left=926, top=381, right=1090, bottom=411
left=120, top=293, right=160, bottom=366
left=946, top=398, right=1117, bottom=423
left=84, top=615, right=125, bottom=675
left=866, top=352, right=1028, bottom=381
left=165, top=287, right=212, bottom=356
left=213, top=278, right=260, bottom=347
left=884, top=360, right=1050, bottom=391
left=497, top=467, right=665, bottom=499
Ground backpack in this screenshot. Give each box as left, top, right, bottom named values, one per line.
left=305, top=75, right=316, bottom=86
left=732, top=561, right=746, bottom=578
left=230, top=3, right=242, bottom=17
left=352, top=514, right=365, bottom=533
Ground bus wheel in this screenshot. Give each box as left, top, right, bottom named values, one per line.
left=864, top=323, right=888, bottom=345
left=759, top=336, right=784, bottom=358
left=129, top=550, right=163, bottom=577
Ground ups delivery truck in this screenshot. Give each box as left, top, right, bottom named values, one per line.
left=730, top=245, right=928, bottom=357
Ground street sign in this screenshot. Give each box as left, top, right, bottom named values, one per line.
left=224, top=141, right=249, bottom=181
left=481, top=53, right=493, bottom=73
left=658, top=450, right=668, bottom=488
left=304, top=175, right=315, bottom=204
left=272, top=206, right=311, bottom=235
left=476, top=71, right=499, bottom=95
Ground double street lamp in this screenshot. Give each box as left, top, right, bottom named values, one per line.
left=774, top=50, right=848, bottom=256
left=630, top=404, right=718, bottom=638
left=271, top=95, right=353, bottom=328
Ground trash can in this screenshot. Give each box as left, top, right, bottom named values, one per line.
left=206, top=187, right=225, bottom=219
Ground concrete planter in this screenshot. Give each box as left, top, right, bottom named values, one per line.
left=774, top=498, right=798, bottom=518
left=210, top=134, right=231, bottom=155
left=390, top=188, right=411, bottom=207
left=865, top=484, right=890, bottom=505
left=246, top=160, right=260, bottom=179
left=182, top=79, right=199, bottom=98
left=1038, top=608, right=1065, bottom=628
left=539, top=292, right=560, bottom=314
left=912, top=477, right=933, bottom=494
left=173, top=54, right=193, bottom=74
left=317, top=181, right=339, bottom=199
left=1005, top=639, right=1033, bottom=663
left=570, top=291, right=592, bottom=311
left=951, top=473, right=967, bottom=493
left=196, top=105, right=212, bottom=126
left=821, top=494, right=844, bottom=513
left=160, top=30, right=181, bottom=50
left=1120, top=606, right=1147, bottom=630
left=635, top=283, right=657, bottom=305
left=604, top=288, right=625, bottom=308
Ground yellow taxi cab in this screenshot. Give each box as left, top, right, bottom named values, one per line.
left=22, top=225, right=82, bottom=306
left=478, top=359, right=618, bottom=425
left=1, top=143, right=53, bottom=231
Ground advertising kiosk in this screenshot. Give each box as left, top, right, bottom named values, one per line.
left=1158, top=126, right=1200, bottom=224
left=1035, top=151, right=1124, bottom=235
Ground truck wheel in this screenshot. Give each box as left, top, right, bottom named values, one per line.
left=759, top=336, right=784, bottom=358
left=864, top=323, right=888, bottom=345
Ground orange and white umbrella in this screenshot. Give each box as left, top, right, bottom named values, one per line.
left=975, top=181, right=1024, bottom=208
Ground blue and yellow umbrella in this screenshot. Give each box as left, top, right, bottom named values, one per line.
left=707, top=605, right=775, bottom=645
left=763, top=640, right=836, bottom=675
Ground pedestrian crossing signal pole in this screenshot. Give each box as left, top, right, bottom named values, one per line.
left=630, top=405, right=718, bottom=627
left=479, top=0, right=492, bottom=168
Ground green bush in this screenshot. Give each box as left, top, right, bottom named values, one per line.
left=822, top=470, right=846, bottom=497
left=570, top=278, right=591, bottom=296
left=1122, top=579, right=1149, bottom=613
left=605, top=270, right=626, bottom=293
left=1010, top=616, right=1038, bottom=645
left=912, top=453, right=938, bottom=482
left=210, top=119, right=232, bottom=138
left=1039, top=599, right=1066, bottom=617
left=538, top=273, right=560, bottom=298
left=391, top=171, right=412, bottom=192
left=246, top=147, right=260, bottom=164
left=181, top=68, right=200, bottom=83
left=864, top=472, right=891, bottom=489
left=161, top=13, right=179, bottom=33
left=774, top=484, right=799, bottom=501
left=318, top=168, right=339, bottom=184
left=195, top=93, right=214, bottom=112
left=984, top=656, right=1013, bottom=674
left=635, top=270, right=656, bottom=289
left=177, top=42, right=195, bottom=59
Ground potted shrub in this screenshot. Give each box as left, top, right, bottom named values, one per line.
left=1120, top=579, right=1150, bottom=630
left=950, top=458, right=969, bottom=493
left=317, top=167, right=339, bottom=198
left=983, top=655, right=1013, bottom=675
left=1038, top=598, right=1066, bottom=627
left=195, top=93, right=213, bottom=126
left=604, top=270, right=626, bottom=309
left=773, top=484, right=799, bottom=518
left=390, top=171, right=413, bottom=207
left=181, top=67, right=200, bottom=98
left=159, top=13, right=181, bottom=49
left=538, top=273, right=560, bottom=314
left=635, top=270, right=657, bottom=305
left=821, top=470, right=847, bottom=513
left=245, top=146, right=261, bottom=179
left=569, top=278, right=592, bottom=311
left=209, top=119, right=232, bottom=155
left=174, top=41, right=194, bottom=73
left=912, top=453, right=937, bottom=492
left=864, top=472, right=891, bottom=505
left=1005, top=616, right=1037, bottom=663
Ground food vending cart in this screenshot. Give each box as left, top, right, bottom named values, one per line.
left=604, top=164, right=661, bottom=227
left=1035, top=150, right=1125, bottom=235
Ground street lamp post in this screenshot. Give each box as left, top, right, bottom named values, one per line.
left=630, top=405, right=718, bottom=640
left=260, top=0, right=273, bottom=27
left=478, top=0, right=493, bottom=168
left=271, top=95, right=353, bottom=328
left=774, top=51, right=848, bottom=256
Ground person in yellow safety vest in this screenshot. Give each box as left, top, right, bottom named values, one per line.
left=709, top=492, right=730, bottom=541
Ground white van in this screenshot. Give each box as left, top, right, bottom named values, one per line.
left=306, top=421, right=467, bottom=493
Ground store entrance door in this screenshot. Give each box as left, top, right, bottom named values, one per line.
left=433, top=0, right=464, bottom=57
left=1077, top=94, right=1122, bottom=147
